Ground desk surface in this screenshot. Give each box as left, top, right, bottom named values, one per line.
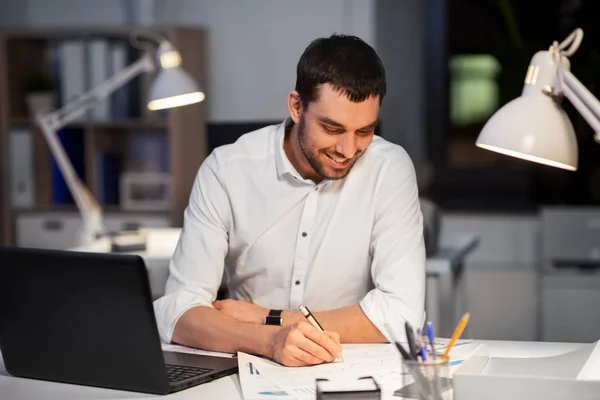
left=0, top=340, right=584, bottom=400
left=72, top=228, right=180, bottom=266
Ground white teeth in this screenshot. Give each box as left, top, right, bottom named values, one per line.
left=328, top=154, right=347, bottom=163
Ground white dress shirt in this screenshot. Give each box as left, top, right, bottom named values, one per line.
left=153, top=119, right=425, bottom=343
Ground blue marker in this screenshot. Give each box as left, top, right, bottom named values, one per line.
left=419, top=341, right=428, bottom=362
left=416, top=328, right=428, bottom=362
left=426, top=321, right=437, bottom=360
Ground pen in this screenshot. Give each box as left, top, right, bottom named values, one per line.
left=405, top=321, right=418, bottom=360
left=441, top=312, right=470, bottom=360
left=396, top=341, right=415, bottom=361
left=425, top=321, right=437, bottom=360
left=298, top=305, right=343, bottom=362
left=416, top=331, right=427, bottom=362
left=383, top=323, right=415, bottom=361
left=384, top=323, right=433, bottom=398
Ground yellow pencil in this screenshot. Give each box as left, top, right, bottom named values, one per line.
left=441, top=312, right=470, bottom=360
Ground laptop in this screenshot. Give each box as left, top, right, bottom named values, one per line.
left=0, top=247, right=238, bottom=395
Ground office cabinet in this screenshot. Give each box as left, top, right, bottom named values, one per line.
left=16, top=212, right=82, bottom=249
left=15, top=211, right=171, bottom=250
left=541, top=274, right=600, bottom=342
left=440, top=213, right=539, bottom=341
left=540, top=207, right=600, bottom=342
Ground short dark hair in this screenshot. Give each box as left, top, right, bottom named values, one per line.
left=295, top=34, right=386, bottom=109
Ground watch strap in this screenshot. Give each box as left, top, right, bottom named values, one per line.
left=264, top=309, right=283, bottom=326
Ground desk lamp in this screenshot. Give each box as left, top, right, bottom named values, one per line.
left=475, top=28, right=600, bottom=171
left=36, top=30, right=205, bottom=247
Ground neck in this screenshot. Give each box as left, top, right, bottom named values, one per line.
left=283, top=121, right=322, bottom=183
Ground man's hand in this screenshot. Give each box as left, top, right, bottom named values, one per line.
left=268, top=321, right=342, bottom=367
left=213, top=299, right=269, bottom=324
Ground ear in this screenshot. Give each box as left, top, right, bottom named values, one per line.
left=287, top=90, right=303, bottom=124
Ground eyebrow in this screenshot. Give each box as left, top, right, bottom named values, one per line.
left=317, top=116, right=378, bottom=131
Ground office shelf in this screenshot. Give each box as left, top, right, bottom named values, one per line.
left=0, top=26, right=208, bottom=246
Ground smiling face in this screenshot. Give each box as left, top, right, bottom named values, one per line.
left=286, top=83, right=379, bottom=182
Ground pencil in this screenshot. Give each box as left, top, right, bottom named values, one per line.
left=298, top=305, right=344, bottom=362
left=441, top=312, right=470, bottom=360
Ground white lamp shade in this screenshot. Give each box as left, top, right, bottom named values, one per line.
left=475, top=94, right=578, bottom=171
left=147, top=67, right=205, bottom=111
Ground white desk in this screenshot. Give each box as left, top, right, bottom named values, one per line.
left=72, top=228, right=179, bottom=301
left=72, top=228, right=478, bottom=336
left=0, top=340, right=584, bottom=399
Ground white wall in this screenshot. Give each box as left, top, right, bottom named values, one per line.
left=24, top=0, right=376, bottom=122
left=159, top=0, right=375, bottom=122
left=27, top=0, right=127, bottom=25
left=0, top=0, right=27, bottom=27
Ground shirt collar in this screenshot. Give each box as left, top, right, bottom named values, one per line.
left=274, top=118, right=332, bottom=186
left=274, top=118, right=299, bottom=179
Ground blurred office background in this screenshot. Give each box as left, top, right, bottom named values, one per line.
left=1, top=0, right=600, bottom=343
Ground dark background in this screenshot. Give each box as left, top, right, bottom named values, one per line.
left=423, top=0, right=600, bottom=211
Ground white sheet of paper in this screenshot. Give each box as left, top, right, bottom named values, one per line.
left=247, top=344, right=405, bottom=400
left=239, top=342, right=480, bottom=400
left=161, top=342, right=235, bottom=358
left=238, top=352, right=294, bottom=399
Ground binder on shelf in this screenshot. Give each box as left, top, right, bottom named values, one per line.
left=51, top=128, right=85, bottom=205
left=95, top=152, right=122, bottom=206
left=109, top=40, right=130, bottom=119
left=87, top=39, right=111, bottom=121
left=58, top=40, right=86, bottom=121
left=8, top=128, right=35, bottom=208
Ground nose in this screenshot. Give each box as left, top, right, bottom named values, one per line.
left=335, top=133, right=357, bottom=159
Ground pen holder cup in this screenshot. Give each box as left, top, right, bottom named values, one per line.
left=397, top=358, right=452, bottom=400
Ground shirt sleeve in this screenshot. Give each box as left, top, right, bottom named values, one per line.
left=153, top=153, right=230, bottom=343
left=359, top=148, right=426, bottom=343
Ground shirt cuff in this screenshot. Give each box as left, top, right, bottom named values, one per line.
left=153, top=290, right=213, bottom=343
left=359, top=288, right=425, bottom=343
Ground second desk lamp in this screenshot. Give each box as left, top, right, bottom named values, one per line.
left=35, top=29, right=204, bottom=248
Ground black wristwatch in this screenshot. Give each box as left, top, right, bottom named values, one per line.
left=264, top=309, right=283, bottom=326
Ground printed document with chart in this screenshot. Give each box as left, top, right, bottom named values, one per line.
left=237, top=340, right=480, bottom=400
left=239, top=344, right=405, bottom=399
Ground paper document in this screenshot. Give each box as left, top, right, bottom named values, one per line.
left=434, top=337, right=473, bottom=350
left=161, top=342, right=235, bottom=358
left=243, top=344, right=405, bottom=400
left=236, top=341, right=481, bottom=400
left=238, top=352, right=293, bottom=399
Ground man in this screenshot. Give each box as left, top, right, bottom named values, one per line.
left=153, top=34, right=425, bottom=367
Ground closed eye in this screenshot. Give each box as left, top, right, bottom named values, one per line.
left=356, top=128, right=374, bottom=136
left=322, top=125, right=344, bottom=134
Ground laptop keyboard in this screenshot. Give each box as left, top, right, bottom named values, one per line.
left=165, top=364, right=213, bottom=383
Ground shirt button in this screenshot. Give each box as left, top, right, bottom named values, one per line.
left=295, top=280, right=301, bottom=285
left=301, top=232, right=307, bottom=237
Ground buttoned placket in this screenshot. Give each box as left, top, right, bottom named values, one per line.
left=289, top=183, right=322, bottom=308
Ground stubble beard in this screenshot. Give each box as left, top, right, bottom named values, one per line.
left=297, top=115, right=360, bottom=180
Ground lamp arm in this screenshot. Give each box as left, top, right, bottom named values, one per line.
left=562, top=69, right=600, bottom=142
left=35, top=53, right=155, bottom=244
left=39, top=53, right=154, bottom=129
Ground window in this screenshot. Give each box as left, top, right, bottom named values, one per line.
left=425, top=0, right=600, bottom=210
